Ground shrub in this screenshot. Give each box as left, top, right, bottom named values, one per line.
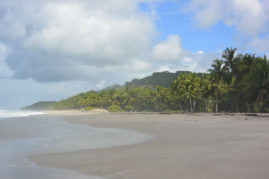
left=108, top=105, right=124, bottom=112
left=85, top=106, right=95, bottom=111
left=124, top=105, right=133, bottom=112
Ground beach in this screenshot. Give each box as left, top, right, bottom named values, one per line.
left=0, top=112, right=148, bottom=179
left=30, top=113, right=269, bottom=179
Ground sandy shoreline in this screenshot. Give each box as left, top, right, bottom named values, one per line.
left=30, top=113, right=269, bottom=179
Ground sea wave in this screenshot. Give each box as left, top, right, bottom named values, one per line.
left=0, top=110, right=45, bottom=119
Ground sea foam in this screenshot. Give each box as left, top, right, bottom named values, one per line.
left=0, top=110, right=45, bottom=119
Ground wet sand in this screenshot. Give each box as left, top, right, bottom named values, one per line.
left=31, top=113, right=269, bottom=179
left=0, top=114, right=148, bottom=179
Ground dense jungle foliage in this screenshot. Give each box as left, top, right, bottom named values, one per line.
left=47, top=48, right=269, bottom=112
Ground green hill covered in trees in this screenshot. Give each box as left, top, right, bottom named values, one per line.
left=22, top=101, right=57, bottom=111
left=125, top=71, right=192, bottom=88
left=103, top=71, right=197, bottom=90
left=25, top=48, right=269, bottom=113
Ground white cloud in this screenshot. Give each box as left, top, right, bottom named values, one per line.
left=24, top=2, right=155, bottom=64
left=151, top=35, right=183, bottom=61
left=187, top=0, right=267, bottom=36
left=0, top=0, right=220, bottom=86
left=150, top=35, right=219, bottom=73
left=0, top=42, right=13, bottom=78
left=156, top=65, right=174, bottom=72
left=250, top=36, right=269, bottom=52
left=187, top=0, right=269, bottom=52
left=153, top=51, right=217, bottom=73
left=128, top=60, right=152, bottom=73
left=197, top=50, right=204, bottom=54
left=0, top=0, right=156, bottom=82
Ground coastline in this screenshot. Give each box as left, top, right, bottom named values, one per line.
left=0, top=113, right=149, bottom=179
left=30, top=113, right=269, bottom=179
left=46, top=109, right=269, bottom=117
left=46, top=109, right=109, bottom=115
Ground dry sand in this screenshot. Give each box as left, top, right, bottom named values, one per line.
left=30, top=113, right=269, bottom=179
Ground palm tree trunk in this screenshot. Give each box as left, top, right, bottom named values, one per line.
left=179, top=101, right=183, bottom=111
left=189, top=99, right=193, bottom=113
left=246, top=101, right=250, bottom=113
left=235, top=92, right=239, bottom=112
left=215, top=97, right=219, bottom=113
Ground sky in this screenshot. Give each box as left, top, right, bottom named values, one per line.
left=0, top=0, right=269, bottom=109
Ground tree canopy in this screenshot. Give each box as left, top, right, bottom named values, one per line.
left=30, top=47, right=269, bottom=113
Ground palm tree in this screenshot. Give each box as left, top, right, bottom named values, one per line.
left=234, top=54, right=254, bottom=83
left=222, top=47, right=238, bottom=84
left=242, top=56, right=269, bottom=112
left=207, top=80, right=228, bottom=112
left=221, top=47, right=242, bottom=111
left=201, top=75, right=213, bottom=112
left=208, top=59, right=228, bottom=83
left=171, top=73, right=200, bottom=112
left=154, top=86, right=166, bottom=112
left=232, top=54, right=256, bottom=112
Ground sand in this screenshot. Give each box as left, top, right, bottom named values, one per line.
left=30, top=113, right=269, bottom=179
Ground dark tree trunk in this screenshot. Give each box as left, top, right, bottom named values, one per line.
left=189, top=99, right=193, bottom=113
left=215, top=97, right=219, bottom=113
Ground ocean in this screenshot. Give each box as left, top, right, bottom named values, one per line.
left=0, top=110, right=45, bottom=119
left=0, top=110, right=150, bottom=179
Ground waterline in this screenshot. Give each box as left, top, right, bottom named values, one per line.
left=0, top=110, right=45, bottom=119
left=0, top=115, right=150, bottom=179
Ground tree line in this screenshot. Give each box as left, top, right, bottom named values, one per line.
left=53, top=48, right=269, bottom=113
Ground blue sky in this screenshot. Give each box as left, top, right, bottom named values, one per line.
left=140, top=1, right=235, bottom=52
left=0, top=0, right=268, bottom=109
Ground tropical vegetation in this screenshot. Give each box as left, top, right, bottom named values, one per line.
left=25, top=48, right=269, bottom=113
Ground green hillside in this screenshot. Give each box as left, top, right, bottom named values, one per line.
left=22, top=101, right=57, bottom=111
left=104, top=71, right=197, bottom=90
left=125, top=71, right=190, bottom=87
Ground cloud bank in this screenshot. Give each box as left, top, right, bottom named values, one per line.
left=0, top=0, right=217, bottom=86
left=151, top=35, right=218, bottom=73
left=151, top=35, right=183, bottom=62
left=187, top=0, right=269, bottom=52
left=0, top=0, right=157, bottom=83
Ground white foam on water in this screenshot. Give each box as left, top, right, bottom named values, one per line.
left=0, top=110, right=45, bottom=119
